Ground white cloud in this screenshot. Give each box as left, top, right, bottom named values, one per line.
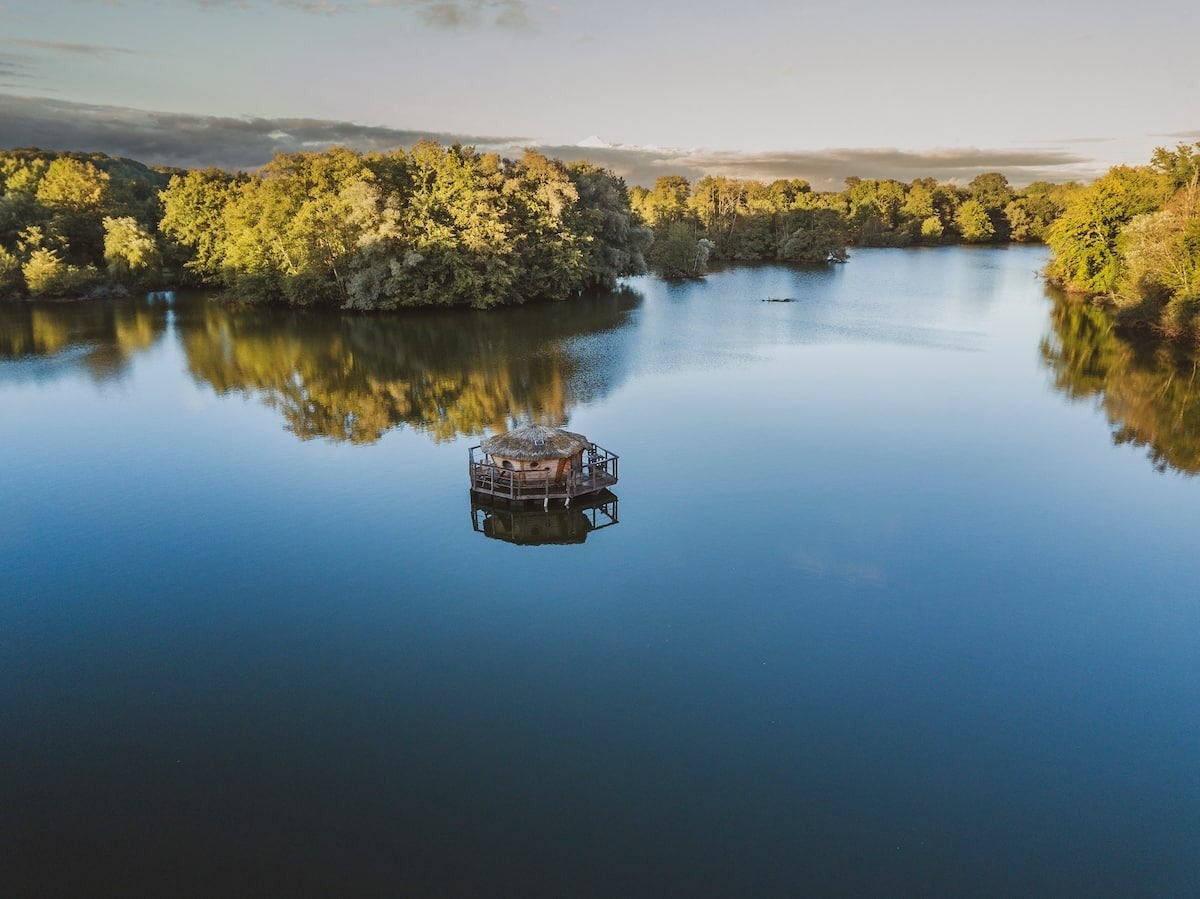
left=3, top=38, right=134, bottom=56
left=86, top=0, right=535, bottom=27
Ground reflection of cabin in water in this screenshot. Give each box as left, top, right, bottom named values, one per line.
left=471, top=489, right=619, bottom=545
left=469, top=424, right=618, bottom=507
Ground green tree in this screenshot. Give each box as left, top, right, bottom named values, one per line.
left=1046, top=165, right=1171, bottom=294
left=103, top=216, right=161, bottom=283
left=920, top=215, right=945, bottom=243
left=1150, top=142, right=1200, bottom=189
left=647, top=222, right=712, bottom=278
left=160, top=168, right=243, bottom=280
left=955, top=199, right=995, bottom=243
left=779, top=208, right=849, bottom=262
left=688, top=175, right=747, bottom=245
left=0, top=156, right=50, bottom=250
left=637, top=176, right=694, bottom=226
left=35, top=158, right=109, bottom=211
left=967, top=173, right=1013, bottom=241
left=400, top=141, right=518, bottom=308
left=0, top=156, right=48, bottom=197
left=902, top=180, right=936, bottom=222
left=22, top=247, right=95, bottom=296
left=1116, top=181, right=1200, bottom=332
left=0, top=245, right=21, bottom=295
left=847, top=179, right=909, bottom=244
left=35, top=158, right=112, bottom=263
left=504, top=150, right=586, bottom=301
left=967, top=172, right=1013, bottom=208
left=568, top=162, right=650, bottom=288
left=1005, top=182, right=1068, bottom=242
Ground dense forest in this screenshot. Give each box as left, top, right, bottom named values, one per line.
left=7, top=139, right=1189, bottom=338
left=0, top=144, right=652, bottom=309
left=5, top=139, right=1192, bottom=322
left=630, top=170, right=1075, bottom=277
left=0, top=149, right=174, bottom=299
left=1, top=142, right=1084, bottom=309
left=1045, top=143, right=1200, bottom=339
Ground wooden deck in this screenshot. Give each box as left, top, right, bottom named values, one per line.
left=468, top=444, right=618, bottom=506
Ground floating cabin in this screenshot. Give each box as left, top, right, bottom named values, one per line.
left=469, top=424, right=618, bottom=508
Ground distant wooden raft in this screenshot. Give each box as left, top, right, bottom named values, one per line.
left=469, top=424, right=618, bottom=507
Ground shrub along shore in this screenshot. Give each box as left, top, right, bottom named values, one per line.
left=1043, top=143, right=1200, bottom=339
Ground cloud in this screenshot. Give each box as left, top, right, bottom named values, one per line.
left=0, top=55, right=34, bottom=80
left=538, top=142, right=1101, bottom=189
left=0, top=94, right=1104, bottom=187
left=0, top=93, right=528, bottom=170
left=1039, top=136, right=1116, bottom=145
left=1161, top=129, right=1200, bottom=139
left=0, top=40, right=133, bottom=91
left=87, top=0, right=535, bottom=27
left=385, top=0, right=532, bottom=28
left=275, top=0, right=347, bottom=11
left=3, top=38, right=134, bottom=56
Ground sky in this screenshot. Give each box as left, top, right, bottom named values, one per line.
left=0, top=0, right=1197, bottom=187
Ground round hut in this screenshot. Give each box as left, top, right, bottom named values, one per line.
left=469, top=424, right=617, bottom=506
left=480, top=424, right=590, bottom=483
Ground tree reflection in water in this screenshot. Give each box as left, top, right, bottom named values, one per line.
left=1041, top=292, right=1200, bottom=475
left=0, top=294, right=170, bottom=381
left=176, top=287, right=640, bottom=443
left=8, top=283, right=1199, bottom=474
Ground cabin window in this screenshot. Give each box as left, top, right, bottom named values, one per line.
left=528, top=462, right=539, bottom=469
left=501, top=460, right=514, bottom=470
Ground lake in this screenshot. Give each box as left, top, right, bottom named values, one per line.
left=2, top=245, right=1197, bottom=897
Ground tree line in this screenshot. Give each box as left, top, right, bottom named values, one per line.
left=2, top=142, right=1078, bottom=308
left=629, top=170, right=1076, bottom=277
left=0, top=144, right=653, bottom=309
left=1045, top=143, right=1200, bottom=340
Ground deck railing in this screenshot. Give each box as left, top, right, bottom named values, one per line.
left=468, top=443, right=618, bottom=504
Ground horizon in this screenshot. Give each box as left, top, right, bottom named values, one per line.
left=1, top=0, right=1197, bottom=189
left=0, top=91, right=1190, bottom=190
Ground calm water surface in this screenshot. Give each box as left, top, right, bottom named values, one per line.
left=2, top=246, right=1198, bottom=897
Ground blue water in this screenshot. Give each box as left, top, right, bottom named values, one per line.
left=2, top=246, right=1197, bottom=896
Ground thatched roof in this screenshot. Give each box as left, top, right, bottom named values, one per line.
left=481, top=424, right=591, bottom=461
